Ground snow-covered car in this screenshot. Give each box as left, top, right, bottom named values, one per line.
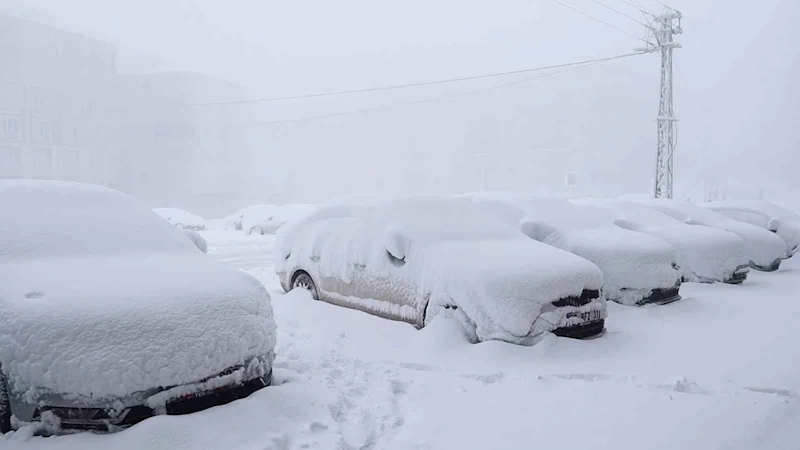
left=703, top=200, right=800, bottom=258
left=243, top=204, right=315, bottom=235
left=276, top=197, right=607, bottom=344
left=464, top=194, right=682, bottom=306
left=570, top=198, right=750, bottom=284
left=153, top=207, right=206, bottom=231
left=0, top=180, right=276, bottom=434
left=621, top=196, right=787, bottom=271
left=224, top=205, right=274, bottom=231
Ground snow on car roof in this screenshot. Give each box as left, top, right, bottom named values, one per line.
left=0, top=179, right=197, bottom=260
left=620, top=197, right=730, bottom=224
left=707, top=200, right=800, bottom=221
left=570, top=197, right=681, bottom=228
left=373, top=197, right=524, bottom=244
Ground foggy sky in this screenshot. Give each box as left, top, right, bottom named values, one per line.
left=5, top=0, right=799, bottom=209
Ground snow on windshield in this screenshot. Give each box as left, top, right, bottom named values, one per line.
left=0, top=180, right=196, bottom=260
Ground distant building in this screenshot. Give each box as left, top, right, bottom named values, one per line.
left=110, top=70, right=253, bottom=216
left=0, top=12, right=119, bottom=185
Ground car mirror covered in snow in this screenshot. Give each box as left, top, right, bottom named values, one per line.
left=768, top=218, right=782, bottom=232
left=385, top=226, right=408, bottom=261
left=519, top=219, right=557, bottom=242
left=613, top=218, right=637, bottom=231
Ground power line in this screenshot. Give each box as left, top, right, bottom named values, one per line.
left=590, top=0, right=651, bottom=27
left=544, top=0, right=653, bottom=45
left=652, top=0, right=678, bottom=12
left=177, top=53, right=652, bottom=108
left=235, top=51, right=647, bottom=128
left=618, top=0, right=655, bottom=16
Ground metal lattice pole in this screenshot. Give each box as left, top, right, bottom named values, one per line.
left=652, top=11, right=682, bottom=198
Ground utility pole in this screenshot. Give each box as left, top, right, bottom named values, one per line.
left=650, top=10, right=682, bottom=199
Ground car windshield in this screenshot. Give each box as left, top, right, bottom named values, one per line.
left=0, top=182, right=194, bottom=261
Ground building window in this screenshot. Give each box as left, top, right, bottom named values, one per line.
left=39, top=122, right=51, bottom=143
left=5, top=118, right=19, bottom=134
left=0, top=147, right=22, bottom=177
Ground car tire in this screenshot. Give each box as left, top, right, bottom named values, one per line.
left=249, top=226, right=264, bottom=236
left=0, top=366, right=11, bottom=434
left=291, top=271, right=319, bottom=300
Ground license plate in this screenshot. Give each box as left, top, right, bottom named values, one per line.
left=566, top=310, right=603, bottom=322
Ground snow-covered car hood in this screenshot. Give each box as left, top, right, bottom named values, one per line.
left=543, top=227, right=679, bottom=296
left=0, top=252, right=276, bottom=400
left=416, top=238, right=604, bottom=343
left=631, top=224, right=747, bottom=282
left=153, top=208, right=206, bottom=230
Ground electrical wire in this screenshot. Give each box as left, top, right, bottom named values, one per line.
left=590, top=0, right=651, bottom=27
left=175, top=53, right=652, bottom=108
left=618, top=0, right=655, bottom=16
left=234, top=51, right=647, bottom=128
left=544, top=0, right=653, bottom=45
left=651, top=0, right=678, bottom=12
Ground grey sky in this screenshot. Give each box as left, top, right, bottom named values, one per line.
left=6, top=0, right=799, bottom=205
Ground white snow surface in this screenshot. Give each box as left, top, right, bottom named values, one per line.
left=7, top=230, right=800, bottom=449
left=242, top=204, right=315, bottom=235
left=465, top=193, right=680, bottom=305
left=152, top=207, right=206, bottom=230
left=0, top=180, right=276, bottom=400
left=703, top=200, right=800, bottom=257
left=278, top=197, right=605, bottom=343
left=570, top=198, right=749, bottom=282
left=621, top=196, right=787, bottom=269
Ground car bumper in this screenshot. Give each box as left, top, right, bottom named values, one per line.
left=637, top=283, right=682, bottom=306
left=10, top=357, right=272, bottom=434
left=750, top=258, right=782, bottom=272
left=724, top=265, right=750, bottom=284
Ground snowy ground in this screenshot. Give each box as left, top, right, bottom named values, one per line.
left=6, top=230, right=800, bottom=449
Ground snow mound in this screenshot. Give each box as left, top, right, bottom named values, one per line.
left=153, top=207, right=206, bottom=230
left=0, top=180, right=276, bottom=400
left=278, top=196, right=605, bottom=343
left=622, top=196, right=787, bottom=270
left=465, top=193, right=680, bottom=305
left=570, top=197, right=748, bottom=283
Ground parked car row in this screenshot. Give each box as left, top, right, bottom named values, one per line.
left=3, top=180, right=797, bottom=435
left=276, top=194, right=798, bottom=345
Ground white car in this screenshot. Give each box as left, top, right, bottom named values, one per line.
left=465, top=194, right=682, bottom=306
left=276, top=197, right=607, bottom=344
left=243, top=204, right=315, bottom=235
left=571, top=198, right=750, bottom=284
left=0, top=180, right=276, bottom=434
left=703, top=200, right=800, bottom=258
left=153, top=207, right=206, bottom=230
left=621, top=196, right=787, bottom=271
left=224, top=204, right=274, bottom=231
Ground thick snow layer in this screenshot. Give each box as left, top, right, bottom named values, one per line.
left=0, top=180, right=276, bottom=401
left=570, top=198, right=748, bottom=283
left=8, top=232, right=799, bottom=449
left=278, top=197, right=605, bottom=343
left=152, top=208, right=206, bottom=230
left=621, top=196, right=787, bottom=270
left=224, top=204, right=275, bottom=230
left=465, top=194, right=680, bottom=305
left=703, top=200, right=800, bottom=257
left=242, top=204, right=315, bottom=235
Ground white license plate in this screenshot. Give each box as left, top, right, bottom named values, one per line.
left=566, top=310, right=603, bottom=322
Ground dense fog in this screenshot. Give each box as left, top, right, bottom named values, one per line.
left=1, top=0, right=797, bottom=216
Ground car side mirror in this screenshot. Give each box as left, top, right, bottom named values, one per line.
left=685, top=217, right=702, bottom=226
left=613, top=218, right=637, bottom=231
left=519, top=220, right=556, bottom=242
left=385, top=226, right=407, bottom=264
left=768, top=218, right=781, bottom=232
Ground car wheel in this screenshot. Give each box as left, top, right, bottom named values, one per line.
left=291, top=272, right=319, bottom=300
left=0, top=366, right=11, bottom=434
left=249, top=226, right=264, bottom=235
